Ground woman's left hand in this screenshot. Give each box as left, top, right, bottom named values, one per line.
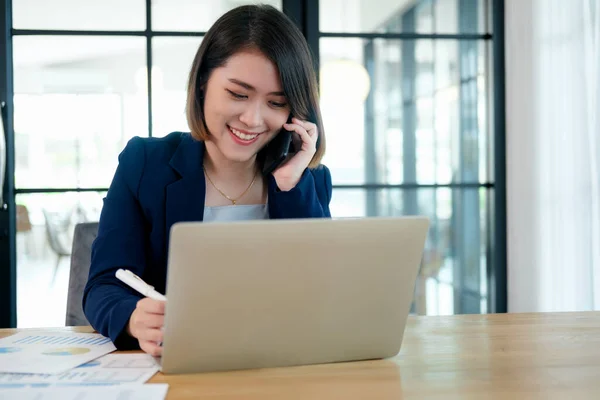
left=272, top=117, right=318, bottom=191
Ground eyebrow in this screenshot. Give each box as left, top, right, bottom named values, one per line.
left=228, top=78, right=285, bottom=96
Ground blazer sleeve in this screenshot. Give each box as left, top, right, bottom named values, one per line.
left=268, top=165, right=332, bottom=218
left=82, top=137, right=149, bottom=350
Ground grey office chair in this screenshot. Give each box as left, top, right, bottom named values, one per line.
left=65, top=222, right=98, bottom=326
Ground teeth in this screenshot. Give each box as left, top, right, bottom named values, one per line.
left=230, top=127, right=258, bottom=141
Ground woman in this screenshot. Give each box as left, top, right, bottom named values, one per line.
left=83, top=4, right=332, bottom=356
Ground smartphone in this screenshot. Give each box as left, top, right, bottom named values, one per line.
left=261, top=116, right=296, bottom=176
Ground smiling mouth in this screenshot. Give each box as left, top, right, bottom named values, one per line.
left=228, top=125, right=262, bottom=143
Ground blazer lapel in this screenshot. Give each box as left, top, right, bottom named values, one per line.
left=165, top=134, right=206, bottom=244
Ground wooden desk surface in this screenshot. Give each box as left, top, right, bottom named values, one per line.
left=2, top=312, right=599, bottom=399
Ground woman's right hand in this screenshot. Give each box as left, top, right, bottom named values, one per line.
left=127, top=298, right=165, bottom=356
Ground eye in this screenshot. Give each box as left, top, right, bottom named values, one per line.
left=226, top=89, right=247, bottom=99
left=269, top=101, right=287, bottom=108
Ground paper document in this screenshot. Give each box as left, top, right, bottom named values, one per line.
left=0, top=332, right=116, bottom=374
left=0, top=353, right=159, bottom=388
left=0, top=383, right=169, bottom=400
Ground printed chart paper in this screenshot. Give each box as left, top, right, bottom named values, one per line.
left=0, top=353, right=159, bottom=388
left=0, top=332, right=116, bottom=374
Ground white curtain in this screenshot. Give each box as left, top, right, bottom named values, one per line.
left=506, top=0, right=600, bottom=312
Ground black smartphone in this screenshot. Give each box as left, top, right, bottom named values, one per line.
left=261, top=116, right=296, bottom=176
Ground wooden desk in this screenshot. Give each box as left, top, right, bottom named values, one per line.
left=2, top=312, right=599, bottom=399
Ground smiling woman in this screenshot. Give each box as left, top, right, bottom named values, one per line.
left=82, top=4, right=333, bottom=357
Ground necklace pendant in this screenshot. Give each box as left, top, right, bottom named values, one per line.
left=231, top=199, right=236, bottom=205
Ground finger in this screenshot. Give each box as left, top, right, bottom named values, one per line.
left=137, top=298, right=166, bottom=315
left=292, top=118, right=317, bottom=136
left=283, top=123, right=316, bottom=149
left=138, top=313, right=164, bottom=329
left=137, top=328, right=164, bottom=343
left=140, top=340, right=163, bottom=357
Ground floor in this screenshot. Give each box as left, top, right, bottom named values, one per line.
left=17, top=257, right=71, bottom=328
left=16, top=226, right=71, bottom=328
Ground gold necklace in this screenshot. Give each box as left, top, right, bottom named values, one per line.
left=203, top=166, right=257, bottom=205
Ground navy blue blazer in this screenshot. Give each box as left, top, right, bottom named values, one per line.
left=83, top=132, right=332, bottom=349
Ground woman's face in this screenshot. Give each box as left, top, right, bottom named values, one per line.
left=202, top=49, right=290, bottom=163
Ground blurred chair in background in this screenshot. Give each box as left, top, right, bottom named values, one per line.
left=65, top=222, right=98, bottom=326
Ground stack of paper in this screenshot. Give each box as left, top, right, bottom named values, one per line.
left=0, top=331, right=167, bottom=399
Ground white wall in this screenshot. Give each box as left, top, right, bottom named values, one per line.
left=505, top=0, right=540, bottom=312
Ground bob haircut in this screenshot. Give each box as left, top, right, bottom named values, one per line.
left=185, top=4, right=325, bottom=168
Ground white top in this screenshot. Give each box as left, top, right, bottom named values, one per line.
left=203, top=204, right=269, bottom=223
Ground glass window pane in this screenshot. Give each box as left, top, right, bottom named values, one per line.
left=13, top=36, right=148, bottom=189
left=319, top=0, right=489, bottom=34
left=319, top=38, right=368, bottom=184
left=16, top=192, right=106, bottom=328
left=330, top=189, right=366, bottom=218
left=320, top=38, right=489, bottom=185
left=12, top=0, right=146, bottom=31
left=152, top=0, right=282, bottom=32
left=152, top=37, right=203, bottom=137
left=331, top=187, right=490, bottom=316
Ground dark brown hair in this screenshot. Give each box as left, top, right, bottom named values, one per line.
left=185, top=4, right=325, bottom=167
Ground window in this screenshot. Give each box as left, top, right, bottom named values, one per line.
left=319, top=0, right=494, bottom=315
left=7, top=1, right=284, bottom=328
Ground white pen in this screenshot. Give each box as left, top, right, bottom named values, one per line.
left=116, top=269, right=167, bottom=301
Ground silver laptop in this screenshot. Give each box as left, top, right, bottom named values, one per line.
left=159, top=217, right=429, bottom=374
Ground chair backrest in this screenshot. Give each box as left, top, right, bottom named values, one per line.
left=65, top=222, right=99, bottom=326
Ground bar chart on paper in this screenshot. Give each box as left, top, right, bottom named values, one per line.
left=0, top=332, right=116, bottom=374
left=12, top=335, right=112, bottom=346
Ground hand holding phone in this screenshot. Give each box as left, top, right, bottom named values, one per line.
left=261, top=117, right=296, bottom=176
left=269, top=116, right=319, bottom=191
